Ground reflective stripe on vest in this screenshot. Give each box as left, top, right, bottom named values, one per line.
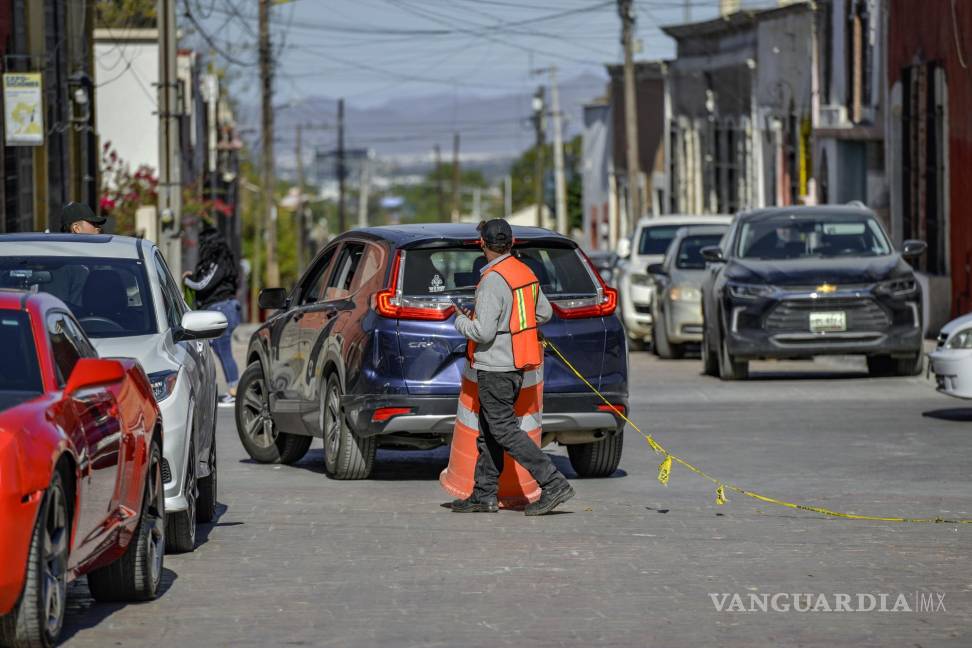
left=466, top=256, right=543, bottom=370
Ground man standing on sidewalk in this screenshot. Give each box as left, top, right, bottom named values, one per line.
left=451, top=218, right=574, bottom=516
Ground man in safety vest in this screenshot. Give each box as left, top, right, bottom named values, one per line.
left=452, top=218, right=575, bottom=515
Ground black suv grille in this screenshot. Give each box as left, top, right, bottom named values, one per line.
left=765, top=298, right=890, bottom=332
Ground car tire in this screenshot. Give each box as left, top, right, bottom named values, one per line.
left=322, top=373, right=376, bottom=480
left=88, top=440, right=165, bottom=602
left=718, top=325, right=748, bottom=381
left=0, top=470, right=70, bottom=648
left=567, top=433, right=623, bottom=478
left=196, top=438, right=217, bottom=523
left=165, top=439, right=196, bottom=554
left=895, top=353, right=924, bottom=377
left=867, top=353, right=923, bottom=377
left=236, top=362, right=311, bottom=465
left=278, top=434, right=313, bottom=465
left=701, top=322, right=719, bottom=377
left=652, top=313, right=674, bottom=359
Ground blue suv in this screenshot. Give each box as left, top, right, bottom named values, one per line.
left=236, top=224, right=628, bottom=479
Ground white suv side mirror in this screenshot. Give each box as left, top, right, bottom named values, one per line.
left=617, top=238, right=631, bottom=259
left=176, top=310, right=228, bottom=341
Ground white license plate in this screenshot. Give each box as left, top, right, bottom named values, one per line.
left=809, top=311, right=846, bottom=333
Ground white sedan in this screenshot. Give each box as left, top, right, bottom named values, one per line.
left=928, top=313, right=972, bottom=398
left=0, top=233, right=227, bottom=553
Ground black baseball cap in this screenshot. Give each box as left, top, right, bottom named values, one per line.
left=478, top=218, right=513, bottom=248
left=62, top=202, right=106, bottom=228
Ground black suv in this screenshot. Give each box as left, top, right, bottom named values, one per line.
left=700, top=206, right=926, bottom=380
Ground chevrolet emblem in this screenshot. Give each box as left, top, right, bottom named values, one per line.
left=816, top=283, right=837, bottom=294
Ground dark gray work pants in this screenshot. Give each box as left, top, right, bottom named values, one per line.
left=471, top=370, right=566, bottom=500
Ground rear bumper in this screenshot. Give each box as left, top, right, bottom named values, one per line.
left=344, top=391, right=628, bottom=438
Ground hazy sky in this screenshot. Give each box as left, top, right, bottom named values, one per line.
left=189, top=0, right=779, bottom=108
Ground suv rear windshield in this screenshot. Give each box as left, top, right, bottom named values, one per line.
left=401, top=245, right=597, bottom=299
left=637, top=225, right=682, bottom=255
left=0, top=257, right=156, bottom=338
left=0, top=310, right=42, bottom=411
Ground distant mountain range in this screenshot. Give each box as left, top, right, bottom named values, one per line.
left=238, top=71, right=609, bottom=172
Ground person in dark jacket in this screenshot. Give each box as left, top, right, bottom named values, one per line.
left=183, top=224, right=241, bottom=405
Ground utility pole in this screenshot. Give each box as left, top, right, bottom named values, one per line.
left=451, top=132, right=460, bottom=223
left=504, top=174, right=512, bottom=217
left=434, top=144, right=445, bottom=220
left=259, top=0, right=279, bottom=288
left=357, top=152, right=370, bottom=229
left=295, top=123, right=307, bottom=273
left=532, top=86, right=546, bottom=228
left=337, top=98, right=347, bottom=233
left=618, top=0, right=643, bottom=232
left=534, top=66, right=568, bottom=234
left=156, top=0, right=181, bottom=274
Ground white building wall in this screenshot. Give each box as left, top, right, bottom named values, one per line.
left=93, top=30, right=159, bottom=174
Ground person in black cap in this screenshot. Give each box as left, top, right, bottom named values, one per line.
left=451, top=218, right=574, bottom=515
left=60, top=201, right=106, bottom=234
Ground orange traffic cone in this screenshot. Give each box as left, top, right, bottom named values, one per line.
left=440, top=364, right=544, bottom=509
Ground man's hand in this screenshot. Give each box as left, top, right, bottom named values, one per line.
left=452, top=299, right=473, bottom=319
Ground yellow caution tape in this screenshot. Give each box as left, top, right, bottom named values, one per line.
left=542, top=339, right=972, bottom=524
left=658, top=455, right=672, bottom=486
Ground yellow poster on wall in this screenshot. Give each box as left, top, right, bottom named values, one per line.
left=3, top=73, right=44, bottom=146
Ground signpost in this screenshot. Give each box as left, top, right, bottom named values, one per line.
left=3, top=73, right=43, bottom=146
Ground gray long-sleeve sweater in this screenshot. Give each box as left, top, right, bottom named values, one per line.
left=454, top=254, right=552, bottom=372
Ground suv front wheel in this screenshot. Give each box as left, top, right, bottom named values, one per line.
left=236, top=362, right=311, bottom=465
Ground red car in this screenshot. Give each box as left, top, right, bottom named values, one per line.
left=0, top=291, right=164, bottom=647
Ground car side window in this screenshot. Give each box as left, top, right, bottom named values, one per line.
left=348, top=244, right=384, bottom=293
left=299, top=245, right=339, bottom=305
left=154, top=252, right=183, bottom=331
left=47, top=312, right=82, bottom=387
left=324, top=243, right=365, bottom=301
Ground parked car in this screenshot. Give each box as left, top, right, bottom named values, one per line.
left=647, top=224, right=730, bottom=358
left=238, top=224, right=628, bottom=480
left=619, top=214, right=732, bottom=349
left=0, top=234, right=227, bottom=553
left=699, top=205, right=926, bottom=380
left=928, top=313, right=972, bottom=398
left=0, top=290, right=164, bottom=648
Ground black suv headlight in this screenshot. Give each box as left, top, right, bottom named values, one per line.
left=148, top=370, right=179, bottom=402
left=726, top=282, right=774, bottom=300
left=874, top=277, right=918, bottom=298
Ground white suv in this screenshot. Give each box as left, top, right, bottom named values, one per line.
left=0, top=234, right=227, bottom=553
left=618, top=215, right=732, bottom=348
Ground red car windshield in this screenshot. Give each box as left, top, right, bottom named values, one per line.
left=0, top=310, right=43, bottom=411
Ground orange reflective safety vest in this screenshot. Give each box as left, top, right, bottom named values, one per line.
left=465, top=255, right=543, bottom=370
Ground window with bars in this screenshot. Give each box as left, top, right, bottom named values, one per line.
left=901, top=62, right=947, bottom=276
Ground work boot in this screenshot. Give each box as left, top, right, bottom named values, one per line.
left=524, top=481, right=575, bottom=516
left=451, top=496, right=498, bottom=513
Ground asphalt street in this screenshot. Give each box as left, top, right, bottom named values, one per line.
left=60, top=349, right=971, bottom=647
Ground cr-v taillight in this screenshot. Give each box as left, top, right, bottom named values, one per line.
left=374, top=250, right=456, bottom=321
left=550, top=251, right=618, bottom=319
